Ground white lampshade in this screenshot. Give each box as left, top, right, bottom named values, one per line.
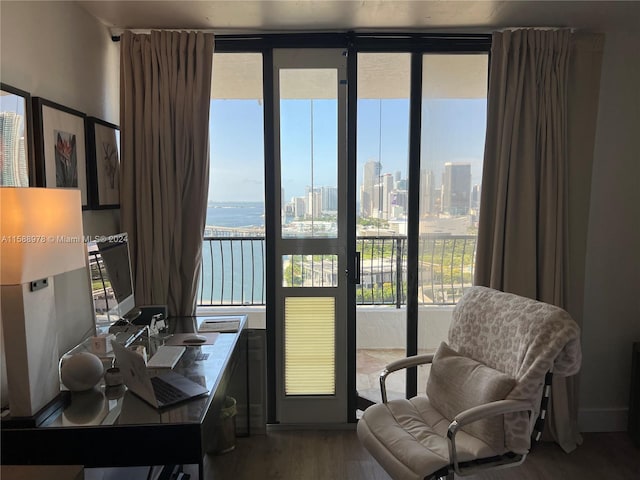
left=0, top=187, right=86, bottom=285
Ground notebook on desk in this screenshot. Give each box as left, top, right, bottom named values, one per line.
left=112, top=341, right=208, bottom=409
left=196, top=316, right=241, bottom=333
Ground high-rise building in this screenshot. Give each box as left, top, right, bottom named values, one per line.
left=361, top=159, right=382, bottom=217
left=380, top=173, right=394, bottom=218
left=395, top=178, right=407, bottom=191
left=1, top=111, right=27, bottom=186
left=363, top=160, right=382, bottom=188
left=306, top=188, right=321, bottom=217
left=442, top=163, right=471, bottom=216
left=17, top=137, right=27, bottom=186
left=390, top=190, right=408, bottom=219
left=420, top=170, right=436, bottom=216
left=359, top=186, right=370, bottom=218
left=371, top=183, right=383, bottom=218
left=321, top=186, right=337, bottom=213
left=283, top=201, right=295, bottom=218
left=471, top=184, right=481, bottom=210
left=293, top=197, right=306, bottom=218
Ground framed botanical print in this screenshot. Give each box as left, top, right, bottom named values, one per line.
left=32, top=97, right=88, bottom=208
left=86, top=117, right=120, bottom=209
left=0, top=83, right=34, bottom=186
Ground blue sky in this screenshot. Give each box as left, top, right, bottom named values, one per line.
left=0, top=94, right=26, bottom=115
left=208, top=97, right=486, bottom=203
left=280, top=99, right=338, bottom=201
left=0, top=93, right=27, bottom=139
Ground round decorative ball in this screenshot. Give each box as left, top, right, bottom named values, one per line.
left=63, top=389, right=105, bottom=424
left=60, top=352, right=104, bottom=391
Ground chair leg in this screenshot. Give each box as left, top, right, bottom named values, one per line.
left=431, top=467, right=454, bottom=480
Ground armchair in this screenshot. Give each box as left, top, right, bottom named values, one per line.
left=357, top=286, right=581, bottom=480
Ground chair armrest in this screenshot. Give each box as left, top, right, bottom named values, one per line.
left=379, top=353, right=434, bottom=403
left=446, top=399, right=534, bottom=476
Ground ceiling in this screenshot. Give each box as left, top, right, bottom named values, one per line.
left=78, top=1, right=640, bottom=34
left=211, top=52, right=489, bottom=99
left=80, top=0, right=636, bottom=100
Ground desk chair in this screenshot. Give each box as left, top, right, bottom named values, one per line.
left=357, top=286, right=581, bottom=480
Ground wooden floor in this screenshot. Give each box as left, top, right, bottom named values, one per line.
left=205, top=430, right=639, bottom=480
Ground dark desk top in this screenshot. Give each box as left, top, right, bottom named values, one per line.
left=1, top=315, right=248, bottom=468
left=50, top=315, right=246, bottom=428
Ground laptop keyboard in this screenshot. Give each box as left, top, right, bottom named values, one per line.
left=150, top=376, right=189, bottom=404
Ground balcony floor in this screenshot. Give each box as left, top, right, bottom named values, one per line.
left=357, top=348, right=430, bottom=403
left=357, top=348, right=404, bottom=403
left=357, top=348, right=433, bottom=403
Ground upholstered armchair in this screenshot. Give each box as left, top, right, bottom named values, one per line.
left=357, top=286, right=581, bottom=480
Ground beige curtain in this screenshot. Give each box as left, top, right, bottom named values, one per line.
left=548, top=32, right=604, bottom=451
left=120, top=31, right=214, bottom=316
left=475, top=29, right=603, bottom=452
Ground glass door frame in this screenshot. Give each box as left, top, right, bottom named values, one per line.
left=352, top=51, right=423, bottom=410
left=272, top=48, right=350, bottom=424
left=218, top=34, right=493, bottom=424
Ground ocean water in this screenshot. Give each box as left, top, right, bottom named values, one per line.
left=200, top=202, right=265, bottom=305
left=206, top=201, right=265, bottom=228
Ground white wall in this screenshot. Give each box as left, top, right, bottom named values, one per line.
left=355, top=306, right=453, bottom=350
left=1, top=1, right=121, bottom=235
left=0, top=1, right=120, bottom=377
left=579, top=32, right=640, bottom=431
left=0, top=1, right=119, bottom=123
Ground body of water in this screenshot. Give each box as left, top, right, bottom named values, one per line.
left=206, top=201, right=265, bottom=228
left=201, top=202, right=266, bottom=305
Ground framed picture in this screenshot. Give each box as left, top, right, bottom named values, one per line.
left=0, top=83, right=34, bottom=186
left=32, top=97, right=88, bottom=208
left=86, top=117, right=120, bottom=209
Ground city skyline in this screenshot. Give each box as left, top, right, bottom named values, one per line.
left=282, top=160, right=478, bottom=222
left=209, top=97, right=486, bottom=204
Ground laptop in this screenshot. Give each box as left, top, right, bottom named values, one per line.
left=112, top=341, right=209, bottom=409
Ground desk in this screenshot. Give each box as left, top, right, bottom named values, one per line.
left=1, top=315, right=248, bottom=479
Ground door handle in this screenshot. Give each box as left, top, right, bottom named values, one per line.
left=354, top=251, right=361, bottom=285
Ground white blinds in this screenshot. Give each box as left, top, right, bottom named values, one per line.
left=284, top=297, right=336, bottom=395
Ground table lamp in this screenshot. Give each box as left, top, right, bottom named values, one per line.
left=0, top=187, right=86, bottom=420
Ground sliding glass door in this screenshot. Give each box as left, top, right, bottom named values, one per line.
left=203, top=37, right=492, bottom=424
left=270, top=49, right=488, bottom=421
left=355, top=53, right=411, bottom=404
left=416, top=54, right=488, bottom=394
left=355, top=51, right=489, bottom=404
left=272, top=49, right=349, bottom=423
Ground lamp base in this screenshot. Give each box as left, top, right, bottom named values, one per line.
left=1, top=281, right=61, bottom=417
left=1, top=391, right=70, bottom=428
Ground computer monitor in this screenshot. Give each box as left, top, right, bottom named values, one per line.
left=88, top=234, right=135, bottom=326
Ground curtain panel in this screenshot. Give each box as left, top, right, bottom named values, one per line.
left=475, top=29, right=604, bottom=452
left=120, top=31, right=214, bottom=316
left=476, top=29, right=571, bottom=303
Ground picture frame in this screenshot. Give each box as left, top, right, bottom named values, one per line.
left=86, top=117, right=120, bottom=209
left=32, top=97, right=88, bottom=208
left=0, top=83, right=35, bottom=187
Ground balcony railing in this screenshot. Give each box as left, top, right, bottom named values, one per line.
left=198, top=234, right=476, bottom=307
